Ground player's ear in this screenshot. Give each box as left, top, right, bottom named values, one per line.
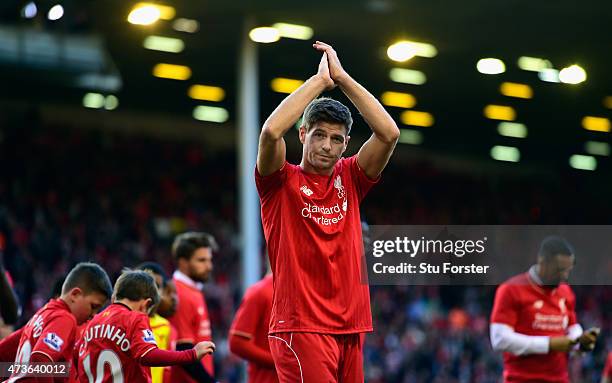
left=343, top=135, right=350, bottom=153
left=143, top=298, right=153, bottom=311
left=299, top=126, right=306, bottom=144
left=68, top=287, right=84, bottom=299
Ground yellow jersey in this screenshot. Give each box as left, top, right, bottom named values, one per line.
left=149, top=314, right=174, bottom=383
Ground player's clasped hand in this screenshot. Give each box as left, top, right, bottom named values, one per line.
left=313, top=40, right=349, bottom=87
left=195, top=341, right=216, bottom=359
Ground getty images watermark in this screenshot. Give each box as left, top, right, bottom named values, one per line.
left=362, top=225, right=612, bottom=285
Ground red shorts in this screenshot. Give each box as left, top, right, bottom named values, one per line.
left=268, top=332, right=364, bottom=383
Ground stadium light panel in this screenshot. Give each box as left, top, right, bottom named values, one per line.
left=21, top=2, right=37, bottom=19
left=500, top=82, right=533, bottom=99
left=389, top=68, right=426, bottom=85
left=271, top=78, right=304, bottom=93
left=398, top=129, right=423, bottom=145
left=143, top=36, right=184, bottom=53
left=127, top=5, right=160, bottom=25
left=152, top=63, right=191, bottom=80
left=188, top=85, right=226, bottom=102
left=387, top=40, right=437, bottom=62
left=490, top=146, right=520, bottom=162
left=497, top=122, right=527, bottom=138
left=584, top=141, right=610, bottom=157
left=484, top=105, right=516, bottom=121
left=410, top=42, right=437, bottom=58
left=128, top=3, right=174, bottom=25
left=538, top=68, right=560, bottom=83
left=272, top=23, right=313, bottom=40
left=400, top=111, right=434, bottom=127
left=83, top=93, right=105, bottom=109
left=137, top=3, right=174, bottom=20
left=559, top=65, right=587, bottom=84
left=193, top=106, right=229, bottom=123
left=249, top=27, right=280, bottom=43
left=476, top=58, right=505, bottom=75
left=569, top=154, right=597, bottom=171
left=173, top=18, right=199, bottom=33
left=104, top=96, right=119, bottom=110
left=47, top=4, right=64, bottom=21
left=517, top=56, right=552, bottom=72
left=581, top=116, right=611, bottom=133
left=387, top=41, right=417, bottom=62
left=381, top=91, right=416, bottom=108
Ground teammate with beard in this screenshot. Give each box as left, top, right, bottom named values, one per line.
left=167, top=232, right=217, bottom=383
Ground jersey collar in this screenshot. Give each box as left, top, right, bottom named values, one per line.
left=528, top=265, right=557, bottom=294
left=528, top=265, right=544, bottom=285
left=173, top=270, right=204, bottom=290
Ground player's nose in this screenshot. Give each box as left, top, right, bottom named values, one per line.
left=322, top=139, right=331, bottom=151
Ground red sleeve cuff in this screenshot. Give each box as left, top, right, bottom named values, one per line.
left=140, top=348, right=197, bottom=367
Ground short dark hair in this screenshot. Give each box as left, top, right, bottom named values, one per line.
left=302, top=97, right=353, bottom=135
left=113, top=270, right=160, bottom=308
left=538, top=236, right=575, bottom=260
left=136, top=262, right=168, bottom=286
left=172, top=232, right=218, bottom=261
left=62, top=262, right=113, bottom=299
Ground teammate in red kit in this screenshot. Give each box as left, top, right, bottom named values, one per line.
left=603, top=352, right=612, bottom=383
left=5, top=262, right=113, bottom=383
left=229, top=273, right=277, bottom=383
left=167, top=232, right=217, bottom=383
left=256, top=41, right=399, bottom=382
left=490, top=236, right=599, bottom=383
left=76, top=270, right=215, bottom=383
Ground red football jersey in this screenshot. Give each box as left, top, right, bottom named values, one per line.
left=76, top=303, right=158, bottom=383
left=256, top=155, right=377, bottom=334
left=6, top=299, right=77, bottom=383
left=168, top=272, right=213, bottom=382
left=230, top=274, right=278, bottom=383
left=604, top=352, right=612, bottom=378
left=490, top=272, right=578, bottom=382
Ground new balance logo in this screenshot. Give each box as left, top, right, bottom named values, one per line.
left=300, top=185, right=313, bottom=196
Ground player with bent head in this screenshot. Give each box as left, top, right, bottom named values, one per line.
left=490, top=236, right=599, bottom=382
left=6, top=262, right=112, bottom=383
left=76, top=270, right=215, bottom=383
left=256, top=41, right=399, bottom=382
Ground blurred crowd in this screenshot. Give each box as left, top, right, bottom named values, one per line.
left=0, top=122, right=609, bottom=382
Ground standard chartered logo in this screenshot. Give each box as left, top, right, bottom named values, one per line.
left=301, top=202, right=346, bottom=226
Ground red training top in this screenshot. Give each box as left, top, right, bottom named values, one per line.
left=603, top=352, right=612, bottom=379
left=256, top=155, right=378, bottom=334
left=491, top=272, right=577, bottom=383
left=230, top=274, right=278, bottom=383
left=7, top=299, right=77, bottom=383
left=169, top=272, right=213, bottom=381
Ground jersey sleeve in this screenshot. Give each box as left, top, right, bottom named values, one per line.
left=347, top=156, right=379, bottom=202
left=129, top=314, right=158, bottom=360
left=255, top=162, right=288, bottom=201
left=490, top=283, right=519, bottom=328
left=229, top=287, right=263, bottom=339
left=31, top=316, right=76, bottom=362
